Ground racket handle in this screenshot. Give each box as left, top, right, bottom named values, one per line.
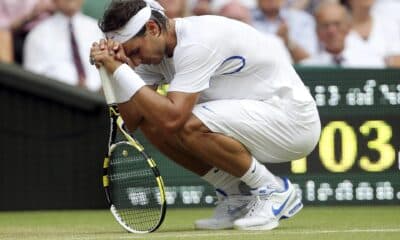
left=99, top=67, right=117, bottom=105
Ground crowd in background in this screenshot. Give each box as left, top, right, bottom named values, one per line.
left=1, top=0, right=400, bottom=92
left=0, top=0, right=102, bottom=91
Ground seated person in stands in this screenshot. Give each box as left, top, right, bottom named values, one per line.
left=342, top=0, right=400, bottom=68
left=251, top=0, right=318, bottom=63
left=191, top=0, right=212, bottom=16
left=217, top=0, right=252, bottom=24
left=23, top=0, right=102, bottom=91
left=158, top=0, right=188, bottom=18
left=300, top=1, right=393, bottom=68
left=0, top=0, right=54, bottom=63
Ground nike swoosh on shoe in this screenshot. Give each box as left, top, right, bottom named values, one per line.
left=272, top=193, right=292, bottom=216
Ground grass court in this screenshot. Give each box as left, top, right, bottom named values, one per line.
left=0, top=206, right=399, bottom=240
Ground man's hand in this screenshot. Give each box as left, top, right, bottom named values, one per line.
left=277, top=21, right=290, bottom=46
left=90, top=39, right=126, bottom=74
left=105, top=39, right=132, bottom=66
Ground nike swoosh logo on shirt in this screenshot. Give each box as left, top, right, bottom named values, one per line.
left=201, top=105, right=215, bottom=114
left=272, top=193, right=292, bottom=216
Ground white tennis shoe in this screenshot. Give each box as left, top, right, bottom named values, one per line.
left=194, top=190, right=252, bottom=230
left=233, top=178, right=303, bottom=230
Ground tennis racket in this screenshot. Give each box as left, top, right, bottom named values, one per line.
left=99, top=67, right=167, bottom=233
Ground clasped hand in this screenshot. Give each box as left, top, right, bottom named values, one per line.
left=89, top=39, right=132, bottom=74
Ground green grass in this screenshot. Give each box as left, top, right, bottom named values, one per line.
left=0, top=206, right=399, bottom=240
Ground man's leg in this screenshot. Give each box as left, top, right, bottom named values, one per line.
left=176, top=115, right=282, bottom=191
left=142, top=114, right=284, bottom=192
left=120, top=98, right=281, bottom=193
left=139, top=118, right=253, bottom=229
left=119, top=100, right=245, bottom=195
left=140, top=119, right=243, bottom=195
left=175, top=119, right=301, bottom=230
left=140, top=115, right=281, bottom=194
left=135, top=98, right=318, bottom=230
left=139, top=117, right=278, bottom=230
left=139, top=119, right=212, bottom=175
left=182, top=99, right=319, bottom=231
left=177, top=116, right=252, bottom=177
left=173, top=116, right=291, bottom=230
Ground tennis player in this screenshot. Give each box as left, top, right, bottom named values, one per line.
left=90, top=0, right=321, bottom=231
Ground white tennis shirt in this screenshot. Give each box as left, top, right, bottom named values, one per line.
left=135, top=15, right=313, bottom=104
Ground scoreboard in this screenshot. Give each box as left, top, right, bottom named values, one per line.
left=275, top=68, right=400, bottom=204
left=143, top=68, right=400, bottom=206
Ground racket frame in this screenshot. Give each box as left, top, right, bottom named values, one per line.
left=103, top=106, right=167, bottom=233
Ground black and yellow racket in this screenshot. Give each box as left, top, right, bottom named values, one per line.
left=99, top=67, right=167, bottom=233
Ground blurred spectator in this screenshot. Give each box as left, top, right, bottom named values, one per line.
left=300, top=1, right=362, bottom=67
left=372, top=0, right=400, bottom=27
left=0, top=0, right=54, bottom=63
left=0, top=30, right=13, bottom=63
left=212, top=0, right=257, bottom=12
left=216, top=0, right=291, bottom=63
left=251, top=0, right=318, bottom=63
left=285, top=0, right=337, bottom=13
left=217, top=0, right=252, bottom=24
left=23, top=0, right=102, bottom=91
left=286, top=0, right=308, bottom=9
left=342, top=0, right=400, bottom=68
left=158, top=0, right=188, bottom=18
left=190, top=0, right=212, bottom=15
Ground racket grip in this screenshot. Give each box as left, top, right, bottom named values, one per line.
left=99, top=67, right=117, bottom=105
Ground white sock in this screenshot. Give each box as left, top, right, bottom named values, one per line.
left=240, top=157, right=282, bottom=194
left=201, top=167, right=241, bottom=195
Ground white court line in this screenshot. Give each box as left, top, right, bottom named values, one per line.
left=72, top=228, right=400, bottom=240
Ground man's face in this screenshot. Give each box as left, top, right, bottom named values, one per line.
left=316, top=5, right=349, bottom=54
left=54, top=0, right=84, bottom=17
left=219, top=2, right=251, bottom=24
left=158, top=0, right=186, bottom=18
left=258, top=0, right=283, bottom=14
left=348, top=0, right=375, bottom=10
left=122, top=22, right=166, bottom=67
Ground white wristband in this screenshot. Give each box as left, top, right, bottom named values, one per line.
left=112, top=64, right=146, bottom=103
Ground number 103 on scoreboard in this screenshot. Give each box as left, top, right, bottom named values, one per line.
left=291, top=120, right=399, bottom=173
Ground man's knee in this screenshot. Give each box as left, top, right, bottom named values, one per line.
left=140, top=115, right=211, bottom=148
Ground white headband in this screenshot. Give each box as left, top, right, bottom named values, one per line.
left=105, top=0, right=165, bottom=43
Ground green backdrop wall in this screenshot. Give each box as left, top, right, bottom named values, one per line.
left=82, top=0, right=110, bottom=19
left=1, top=63, right=399, bottom=210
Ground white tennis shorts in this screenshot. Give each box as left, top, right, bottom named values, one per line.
left=192, top=97, right=321, bottom=163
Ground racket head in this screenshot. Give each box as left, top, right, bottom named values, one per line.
left=103, top=141, right=166, bottom=233
left=103, top=106, right=166, bottom=233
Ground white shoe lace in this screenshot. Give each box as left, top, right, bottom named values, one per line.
left=244, top=194, right=273, bottom=218
left=213, top=194, right=254, bottom=219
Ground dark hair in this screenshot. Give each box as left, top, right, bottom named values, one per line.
left=98, top=0, right=167, bottom=37
left=339, top=0, right=350, bottom=9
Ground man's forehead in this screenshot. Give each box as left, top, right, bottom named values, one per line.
left=318, top=8, right=346, bottom=22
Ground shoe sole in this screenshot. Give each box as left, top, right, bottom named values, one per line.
left=194, top=219, right=235, bottom=230
left=194, top=224, right=234, bottom=230
left=234, top=220, right=279, bottom=231
left=280, top=196, right=303, bottom=220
